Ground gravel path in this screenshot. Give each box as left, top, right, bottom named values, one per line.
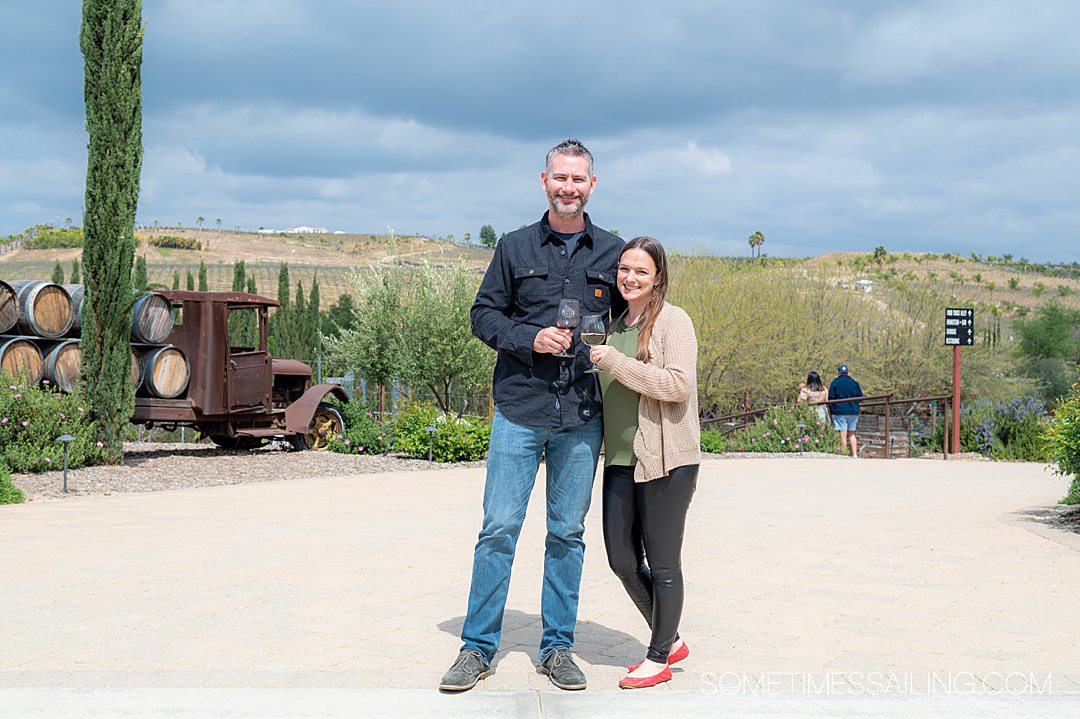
left=10, top=442, right=484, bottom=502
left=9, top=445, right=973, bottom=503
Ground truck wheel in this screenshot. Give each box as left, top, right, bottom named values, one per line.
left=209, top=435, right=265, bottom=450
left=289, top=402, right=344, bottom=451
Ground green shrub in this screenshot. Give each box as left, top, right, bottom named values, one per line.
left=391, top=401, right=491, bottom=462
left=1045, top=379, right=1080, bottom=504
left=0, top=467, right=24, bottom=504
left=700, top=428, right=728, bottom=453
left=702, top=405, right=835, bottom=454
left=0, top=377, right=106, bottom=473
left=916, top=396, right=1048, bottom=461
left=24, top=227, right=84, bottom=249
left=147, top=235, right=202, bottom=250
left=388, top=402, right=439, bottom=457
left=326, top=397, right=390, bottom=455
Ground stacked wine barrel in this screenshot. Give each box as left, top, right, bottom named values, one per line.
left=0, top=279, right=189, bottom=398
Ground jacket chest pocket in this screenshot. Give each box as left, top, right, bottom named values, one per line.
left=584, top=268, right=615, bottom=312
left=513, top=265, right=549, bottom=306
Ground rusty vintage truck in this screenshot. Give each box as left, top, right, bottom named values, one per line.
left=131, top=290, right=348, bottom=450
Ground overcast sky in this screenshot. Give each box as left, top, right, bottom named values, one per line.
left=2, top=1, right=1078, bottom=260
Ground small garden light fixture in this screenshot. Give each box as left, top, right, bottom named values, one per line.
left=55, top=434, right=75, bottom=493
left=425, top=425, right=437, bottom=461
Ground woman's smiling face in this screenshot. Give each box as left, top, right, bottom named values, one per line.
left=617, top=247, right=659, bottom=305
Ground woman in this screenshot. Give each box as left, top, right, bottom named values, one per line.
left=589, top=236, right=700, bottom=689
left=798, top=371, right=829, bottom=422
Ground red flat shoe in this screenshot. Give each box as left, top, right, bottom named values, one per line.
left=619, top=666, right=672, bottom=689
left=628, top=641, right=689, bottom=672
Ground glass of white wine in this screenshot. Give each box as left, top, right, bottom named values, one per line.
left=580, top=314, right=606, bottom=374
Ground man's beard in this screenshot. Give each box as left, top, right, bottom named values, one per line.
left=548, top=191, right=588, bottom=217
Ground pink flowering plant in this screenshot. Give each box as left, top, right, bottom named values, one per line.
left=0, top=374, right=106, bottom=473
left=701, top=404, right=834, bottom=454
left=326, top=397, right=391, bottom=455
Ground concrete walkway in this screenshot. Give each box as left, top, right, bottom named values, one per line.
left=1, top=456, right=1078, bottom=717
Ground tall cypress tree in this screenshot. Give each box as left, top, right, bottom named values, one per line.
left=172, top=269, right=180, bottom=290
left=51, top=261, right=65, bottom=284
left=245, top=273, right=258, bottom=346
left=307, top=273, right=321, bottom=360
left=276, top=262, right=291, bottom=306
left=231, top=259, right=246, bottom=291
left=133, top=255, right=148, bottom=291
left=293, top=280, right=307, bottom=361
left=80, top=0, right=143, bottom=462
left=70, top=259, right=81, bottom=284
left=197, top=259, right=208, bottom=291
left=185, top=269, right=195, bottom=290
left=271, top=262, right=291, bottom=357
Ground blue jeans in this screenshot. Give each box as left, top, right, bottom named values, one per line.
left=460, top=407, right=603, bottom=664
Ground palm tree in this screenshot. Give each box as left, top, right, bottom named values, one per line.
left=872, top=246, right=887, bottom=267
left=195, top=216, right=205, bottom=229
left=747, top=231, right=765, bottom=261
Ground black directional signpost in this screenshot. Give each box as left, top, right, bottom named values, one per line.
left=944, top=307, right=974, bottom=346
left=944, top=308, right=974, bottom=453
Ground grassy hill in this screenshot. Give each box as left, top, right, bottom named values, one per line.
left=0, top=228, right=494, bottom=301
left=803, top=250, right=1080, bottom=317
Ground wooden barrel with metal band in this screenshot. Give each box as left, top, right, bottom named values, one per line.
left=8, top=280, right=74, bottom=339
left=131, top=292, right=175, bottom=344
left=0, top=281, right=19, bottom=334
left=0, top=336, right=45, bottom=384
left=62, top=284, right=85, bottom=337
left=139, top=345, right=190, bottom=399
left=42, top=339, right=82, bottom=393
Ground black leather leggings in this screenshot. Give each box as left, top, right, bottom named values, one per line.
left=602, top=463, right=698, bottom=663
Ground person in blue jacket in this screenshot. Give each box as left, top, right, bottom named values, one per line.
left=828, top=364, right=863, bottom=457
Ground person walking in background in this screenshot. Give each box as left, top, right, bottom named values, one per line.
left=589, top=236, right=700, bottom=689
left=829, top=364, right=863, bottom=457
left=439, top=139, right=624, bottom=692
left=797, top=371, right=829, bottom=422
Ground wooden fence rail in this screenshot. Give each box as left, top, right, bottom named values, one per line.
left=701, top=393, right=954, bottom=459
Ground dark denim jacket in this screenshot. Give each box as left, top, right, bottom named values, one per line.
left=471, top=212, right=625, bottom=427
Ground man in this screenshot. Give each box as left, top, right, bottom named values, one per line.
left=829, top=364, right=864, bottom=458
left=439, top=139, right=624, bottom=692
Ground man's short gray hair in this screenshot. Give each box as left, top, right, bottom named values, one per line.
left=545, top=138, right=594, bottom=176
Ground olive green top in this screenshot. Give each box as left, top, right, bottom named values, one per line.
left=599, top=319, right=640, bottom=467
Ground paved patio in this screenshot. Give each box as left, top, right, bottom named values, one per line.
left=1, top=455, right=1078, bottom=717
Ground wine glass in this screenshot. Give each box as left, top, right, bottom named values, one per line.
left=554, top=299, right=579, bottom=358
left=580, top=314, right=606, bottom=373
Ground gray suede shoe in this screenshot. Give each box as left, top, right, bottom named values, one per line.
left=540, top=648, right=587, bottom=690
left=439, top=650, right=490, bottom=691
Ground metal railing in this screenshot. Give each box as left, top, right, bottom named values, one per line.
left=701, top=393, right=954, bottom=459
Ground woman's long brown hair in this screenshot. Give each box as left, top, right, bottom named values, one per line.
left=620, top=236, right=668, bottom=362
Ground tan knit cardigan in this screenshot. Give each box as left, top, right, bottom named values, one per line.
left=595, top=302, right=700, bottom=482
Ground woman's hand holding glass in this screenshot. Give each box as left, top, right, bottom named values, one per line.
left=581, top=314, right=606, bottom=373
left=589, top=344, right=616, bottom=368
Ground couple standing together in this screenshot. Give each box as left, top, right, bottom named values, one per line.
left=440, top=139, right=700, bottom=692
